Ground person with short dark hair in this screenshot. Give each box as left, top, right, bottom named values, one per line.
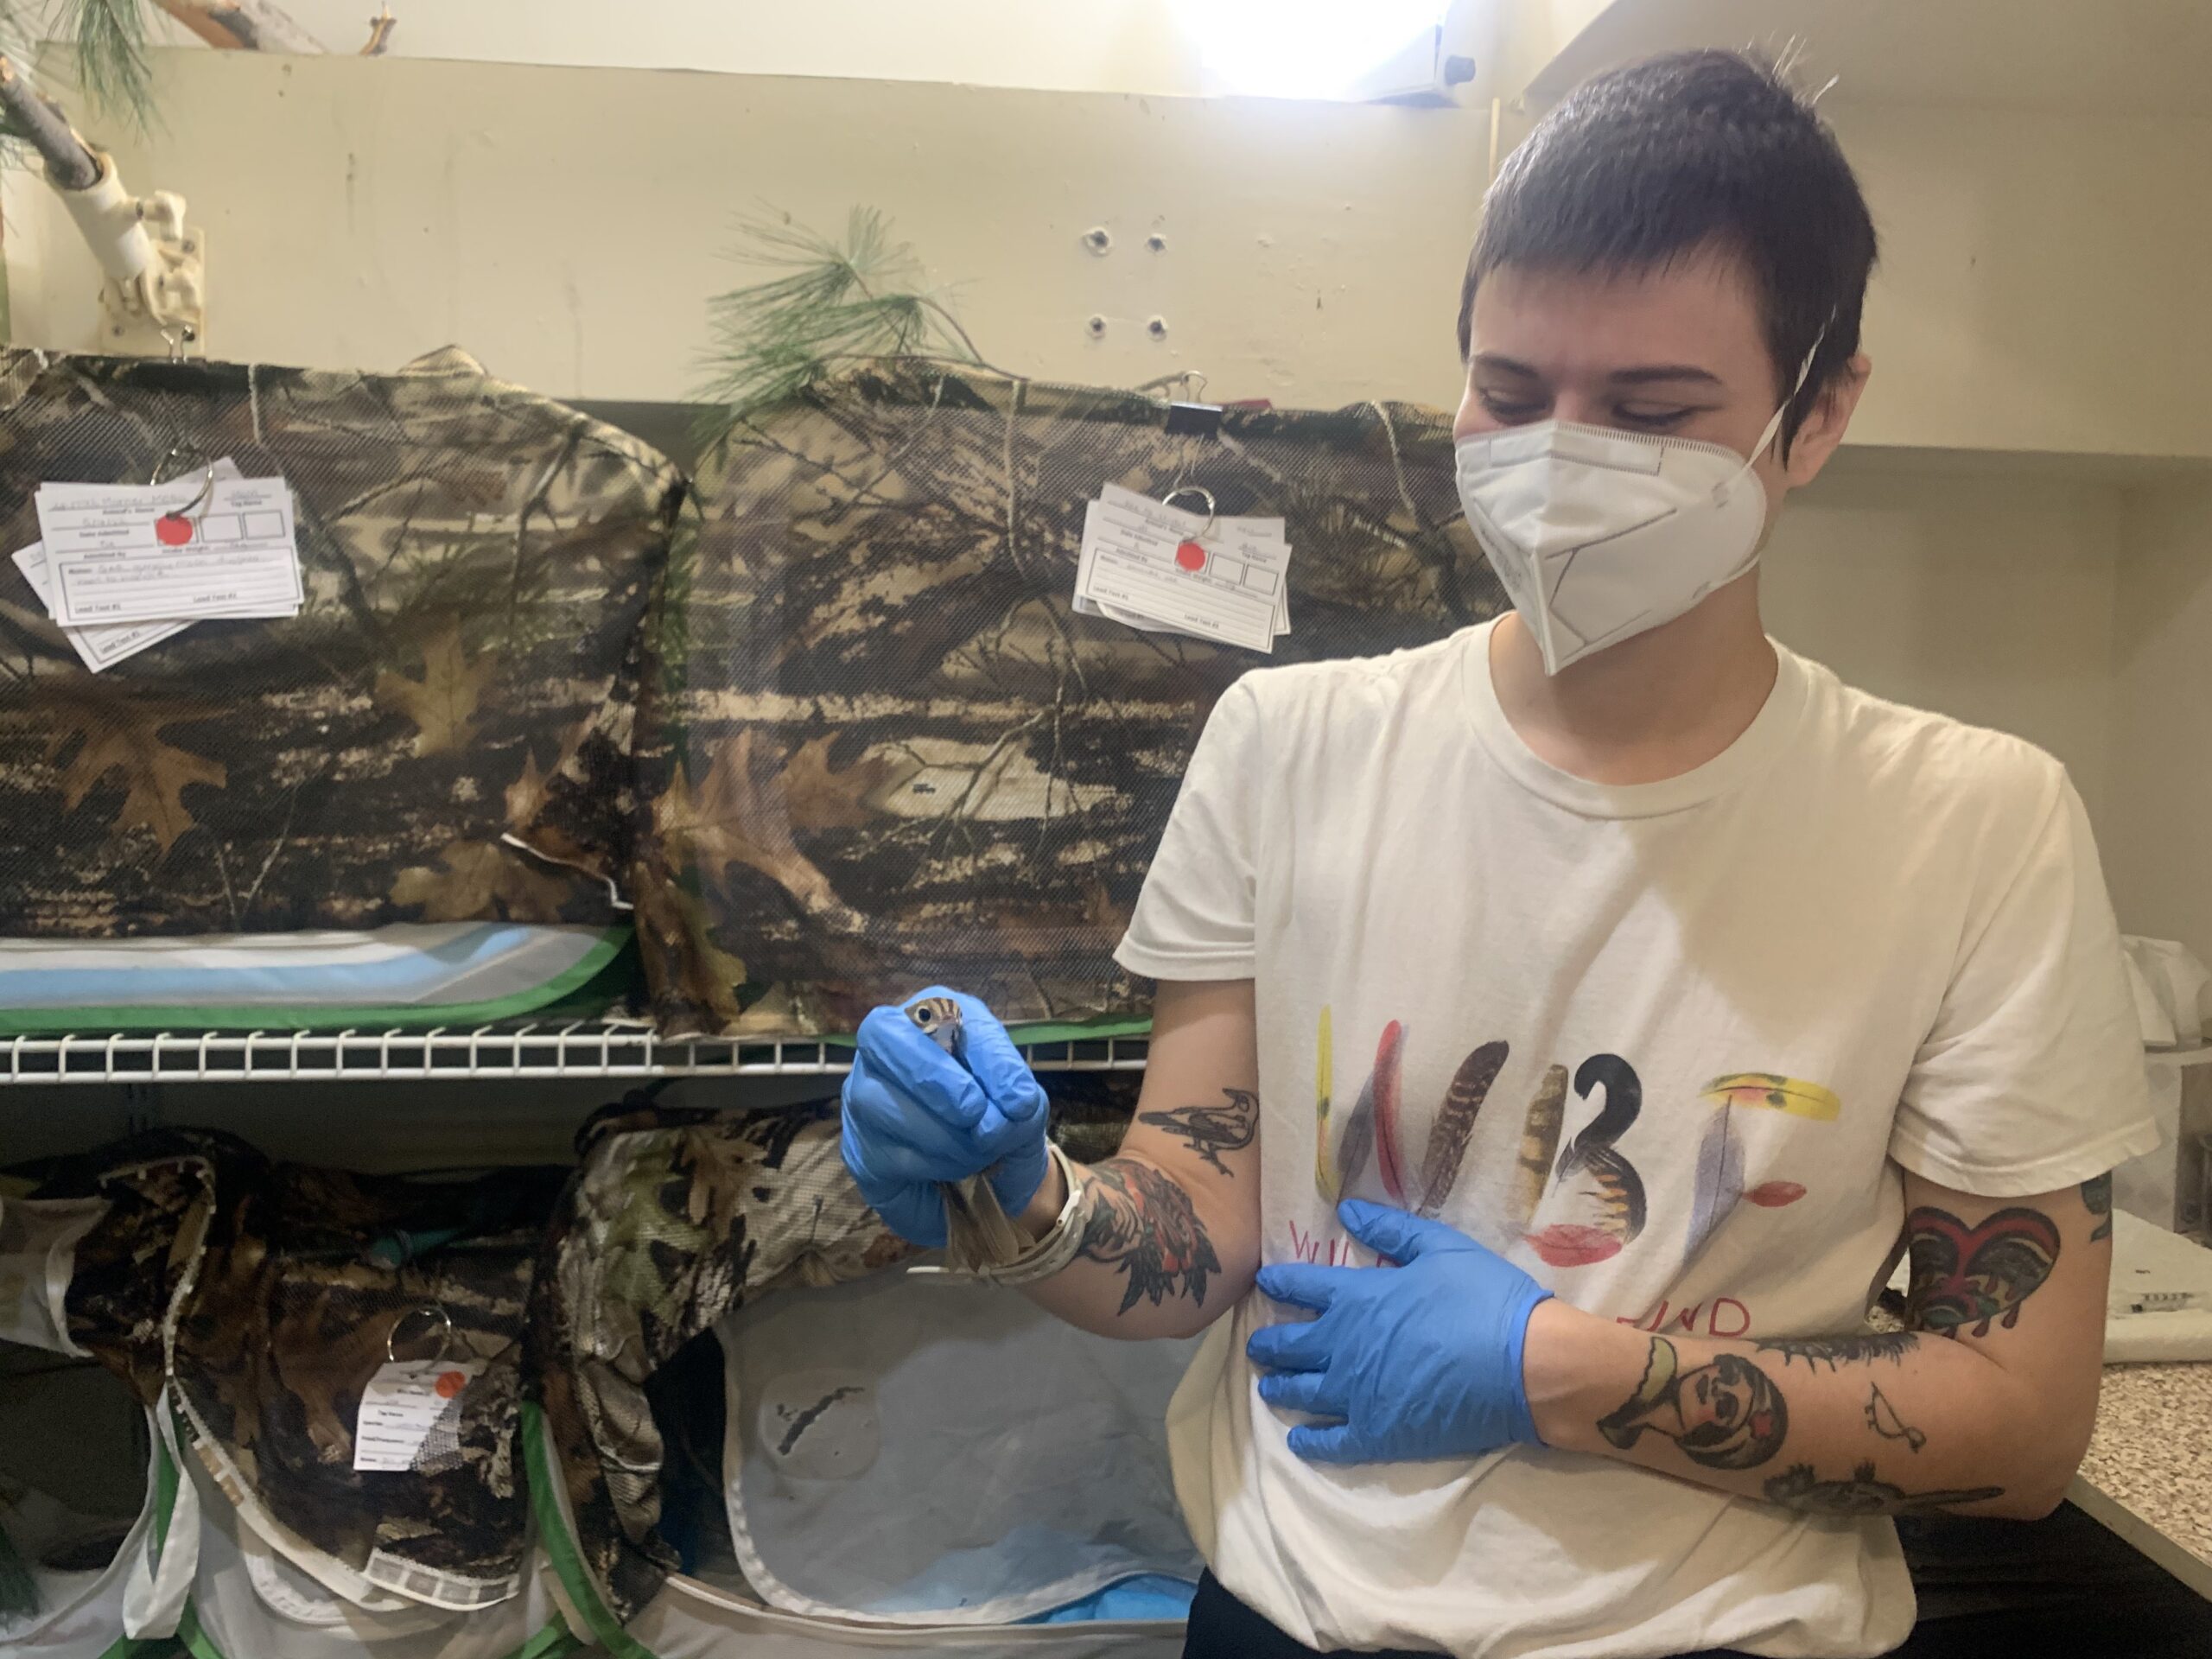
left=842, top=48, right=2164, bottom=1657
left=1461, top=48, right=1875, bottom=471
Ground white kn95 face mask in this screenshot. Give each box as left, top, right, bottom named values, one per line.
left=1454, top=346, right=1821, bottom=676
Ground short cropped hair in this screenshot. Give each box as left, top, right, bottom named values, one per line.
left=1459, top=49, right=1878, bottom=455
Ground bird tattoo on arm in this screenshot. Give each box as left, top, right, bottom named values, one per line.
left=1137, top=1088, right=1259, bottom=1177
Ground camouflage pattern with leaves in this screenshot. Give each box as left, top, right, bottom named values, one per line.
left=39, top=1128, right=565, bottom=1607
left=0, top=347, right=680, bottom=938
left=40, top=1128, right=244, bottom=1405
left=527, top=1077, right=1143, bottom=1624
left=171, top=1158, right=567, bottom=1605
left=601, top=363, right=1501, bottom=1035
left=526, top=1094, right=912, bottom=1622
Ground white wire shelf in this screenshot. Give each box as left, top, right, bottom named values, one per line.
left=0, top=1022, right=1150, bottom=1085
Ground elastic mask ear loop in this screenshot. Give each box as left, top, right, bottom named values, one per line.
left=1700, top=324, right=1833, bottom=594
left=1737, top=324, right=1831, bottom=479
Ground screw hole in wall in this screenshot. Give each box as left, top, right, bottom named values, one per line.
left=1086, top=315, right=1109, bottom=338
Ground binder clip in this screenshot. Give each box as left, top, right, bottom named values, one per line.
left=1165, top=400, right=1224, bottom=437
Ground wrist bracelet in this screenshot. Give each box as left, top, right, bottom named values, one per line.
left=966, top=1141, right=1090, bottom=1287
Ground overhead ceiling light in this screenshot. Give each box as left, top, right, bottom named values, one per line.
left=1173, top=0, right=1454, bottom=101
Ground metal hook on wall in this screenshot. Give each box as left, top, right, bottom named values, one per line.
left=1134, top=368, right=1210, bottom=403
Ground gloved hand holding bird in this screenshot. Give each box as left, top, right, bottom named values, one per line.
left=840, top=988, right=1053, bottom=1271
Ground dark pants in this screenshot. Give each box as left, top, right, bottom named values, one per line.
left=1183, top=1503, right=2212, bottom=1658
left=1182, top=1573, right=1744, bottom=1658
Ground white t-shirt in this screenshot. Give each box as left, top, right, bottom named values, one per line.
left=1114, top=621, right=2158, bottom=1659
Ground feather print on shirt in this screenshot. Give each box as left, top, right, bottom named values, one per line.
left=1701, top=1073, right=1841, bottom=1122
left=1529, top=1054, right=1647, bottom=1268
left=1332, top=1020, right=1404, bottom=1204
left=1684, top=1103, right=1746, bottom=1262
left=1419, top=1040, right=1510, bottom=1217
left=1370, top=1020, right=1408, bottom=1206
left=1336, top=1068, right=1377, bottom=1197
left=1313, top=1007, right=1338, bottom=1202
left=1685, top=1072, right=1825, bottom=1253
left=1510, top=1064, right=1568, bottom=1228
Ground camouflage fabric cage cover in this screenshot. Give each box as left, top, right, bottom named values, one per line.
left=533, top=363, right=1502, bottom=1038
left=41, top=1127, right=568, bottom=1613
left=524, top=1076, right=1142, bottom=1631
left=525, top=1096, right=912, bottom=1628
left=174, top=1160, right=568, bottom=1610
left=0, top=347, right=680, bottom=940
left=41, top=1128, right=233, bottom=1407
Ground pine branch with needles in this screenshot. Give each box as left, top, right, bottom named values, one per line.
left=1, top=0, right=325, bottom=151
left=52, top=0, right=153, bottom=129
left=693, top=207, right=991, bottom=447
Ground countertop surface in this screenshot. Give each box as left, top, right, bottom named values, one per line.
left=2071, top=1362, right=2212, bottom=1597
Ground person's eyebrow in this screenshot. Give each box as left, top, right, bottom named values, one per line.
left=1470, top=352, right=1542, bottom=378
left=1607, top=365, right=1725, bottom=387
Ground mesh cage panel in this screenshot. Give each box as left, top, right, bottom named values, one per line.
left=164, top=1154, right=565, bottom=1608
left=0, top=348, right=680, bottom=939
left=632, top=364, right=1503, bottom=1036
left=530, top=1097, right=912, bottom=1624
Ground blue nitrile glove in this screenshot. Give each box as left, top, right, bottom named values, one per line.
left=839, top=988, right=1052, bottom=1249
left=1247, top=1198, right=1554, bottom=1464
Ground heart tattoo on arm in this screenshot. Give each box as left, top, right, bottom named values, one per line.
left=1903, top=1205, right=2061, bottom=1339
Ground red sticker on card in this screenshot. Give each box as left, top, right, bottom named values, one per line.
left=435, top=1370, right=468, bottom=1399
left=1174, top=541, right=1206, bottom=572
left=155, top=514, right=194, bottom=546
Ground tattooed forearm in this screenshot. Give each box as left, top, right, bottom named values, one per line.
left=1904, top=1206, right=2061, bottom=1338
left=2081, top=1173, right=2113, bottom=1243
left=1764, top=1461, right=2000, bottom=1516
left=1077, top=1158, right=1224, bottom=1315
left=1135, top=1088, right=1259, bottom=1177
left=1595, top=1337, right=1789, bottom=1471
left=1754, top=1332, right=1921, bottom=1370
left=1864, top=1383, right=1925, bottom=1452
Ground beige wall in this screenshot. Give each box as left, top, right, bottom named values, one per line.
left=11, top=51, right=2212, bottom=464
left=2109, top=481, right=2212, bottom=965
left=10, top=49, right=1491, bottom=411
left=143, top=0, right=1490, bottom=99
left=1827, top=104, right=2212, bottom=461
left=1763, top=468, right=2125, bottom=825
left=190, top=0, right=1202, bottom=90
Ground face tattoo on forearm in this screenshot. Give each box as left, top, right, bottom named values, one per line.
left=1595, top=1337, right=1791, bottom=1471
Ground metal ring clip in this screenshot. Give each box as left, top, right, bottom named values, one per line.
left=170, top=464, right=216, bottom=519
left=147, top=443, right=218, bottom=526
left=147, top=442, right=209, bottom=486
left=385, top=1303, right=457, bottom=1366
left=1159, top=485, right=1217, bottom=541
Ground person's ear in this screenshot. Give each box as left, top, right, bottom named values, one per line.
left=1783, top=353, right=1872, bottom=487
